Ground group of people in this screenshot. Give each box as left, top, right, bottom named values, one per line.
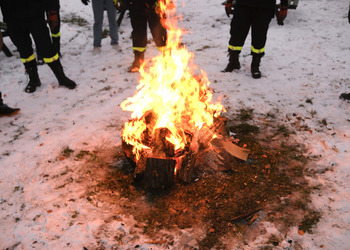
left=1, top=0, right=349, bottom=117
left=0, top=0, right=167, bottom=116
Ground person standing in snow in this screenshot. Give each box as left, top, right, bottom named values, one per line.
left=123, top=0, right=168, bottom=72
left=222, top=0, right=288, bottom=79
left=81, top=0, right=119, bottom=54
left=0, top=0, right=77, bottom=93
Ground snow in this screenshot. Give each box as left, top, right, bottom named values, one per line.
left=1, top=0, right=350, bottom=249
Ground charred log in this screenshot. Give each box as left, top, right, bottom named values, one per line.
left=121, top=115, right=249, bottom=188
left=144, top=157, right=176, bottom=189
left=133, top=149, right=152, bottom=182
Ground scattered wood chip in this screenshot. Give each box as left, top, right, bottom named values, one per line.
left=219, top=140, right=250, bottom=161
left=145, top=240, right=167, bottom=245
left=320, top=141, right=328, bottom=150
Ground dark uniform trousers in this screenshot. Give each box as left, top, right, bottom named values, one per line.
left=7, top=14, right=57, bottom=64
left=229, top=5, right=274, bottom=55
left=129, top=6, right=167, bottom=51
left=47, top=10, right=61, bottom=54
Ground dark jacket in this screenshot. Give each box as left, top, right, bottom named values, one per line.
left=236, top=0, right=288, bottom=9
left=0, top=0, right=59, bottom=23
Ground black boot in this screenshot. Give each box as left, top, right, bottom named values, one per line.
left=128, top=51, right=145, bottom=73
left=222, top=50, right=241, bottom=72
left=0, top=92, right=20, bottom=117
left=24, top=60, right=41, bottom=93
left=339, top=93, right=350, bottom=101
left=251, top=54, right=262, bottom=79
left=48, top=60, right=76, bottom=89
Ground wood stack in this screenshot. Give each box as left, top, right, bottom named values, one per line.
left=122, top=115, right=250, bottom=189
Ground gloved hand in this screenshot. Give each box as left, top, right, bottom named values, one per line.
left=113, top=0, right=123, bottom=11
left=277, top=5, right=288, bottom=25
left=46, top=11, right=59, bottom=31
left=225, top=1, right=233, bottom=17
left=81, top=0, right=90, bottom=5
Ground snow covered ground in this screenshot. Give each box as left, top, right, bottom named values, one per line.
left=0, top=0, right=349, bottom=249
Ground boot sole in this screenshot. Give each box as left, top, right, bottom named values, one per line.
left=252, top=74, right=261, bottom=79
left=59, top=84, right=76, bottom=89
left=24, top=81, right=41, bottom=93
left=0, top=109, right=20, bottom=117
left=128, top=67, right=140, bottom=73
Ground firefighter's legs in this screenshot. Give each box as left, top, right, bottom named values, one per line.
left=250, top=8, right=272, bottom=55
left=223, top=50, right=241, bottom=72
left=29, top=16, right=76, bottom=89
left=48, top=60, right=77, bottom=89
left=7, top=21, right=36, bottom=61
left=228, top=6, right=253, bottom=53
left=224, top=6, right=252, bottom=72
left=7, top=19, right=42, bottom=92
left=105, top=0, right=119, bottom=45
left=130, top=8, right=148, bottom=50
left=129, top=8, right=147, bottom=72
left=8, top=16, right=75, bottom=91
left=147, top=8, right=167, bottom=49
left=92, top=0, right=105, bottom=47
left=49, top=12, right=61, bottom=56
left=29, top=15, right=58, bottom=61
left=24, top=60, right=41, bottom=93
left=250, top=8, right=273, bottom=78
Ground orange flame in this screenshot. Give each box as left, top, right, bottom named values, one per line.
left=121, top=0, right=224, bottom=161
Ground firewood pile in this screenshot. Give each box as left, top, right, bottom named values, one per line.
left=122, top=113, right=250, bottom=189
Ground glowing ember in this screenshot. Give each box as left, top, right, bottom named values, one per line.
left=121, top=0, right=224, bottom=162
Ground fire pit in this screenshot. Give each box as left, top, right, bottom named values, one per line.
left=120, top=0, right=249, bottom=189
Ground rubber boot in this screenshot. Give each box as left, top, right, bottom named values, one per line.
left=251, top=54, right=262, bottom=79
left=0, top=92, right=20, bottom=117
left=48, top=60, right=76, bottom=89
left=222, top=50, right=241, bottom=72
left=128, top=51, right=145, bottom=73
left=24, top=60, right=42, bottom=93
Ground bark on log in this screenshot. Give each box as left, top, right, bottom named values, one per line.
left=144, top=157, right=176, bottom=189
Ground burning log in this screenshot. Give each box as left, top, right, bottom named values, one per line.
left=133, top=149, right=151, bottom=182
left=152, top=127, right=175, bottom=158
left=176, top=150, right=198, bottom=183
left=121, top=115, right=251, bottom=188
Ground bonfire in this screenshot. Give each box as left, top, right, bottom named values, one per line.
left=120, top=0, right=248, bottom=188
